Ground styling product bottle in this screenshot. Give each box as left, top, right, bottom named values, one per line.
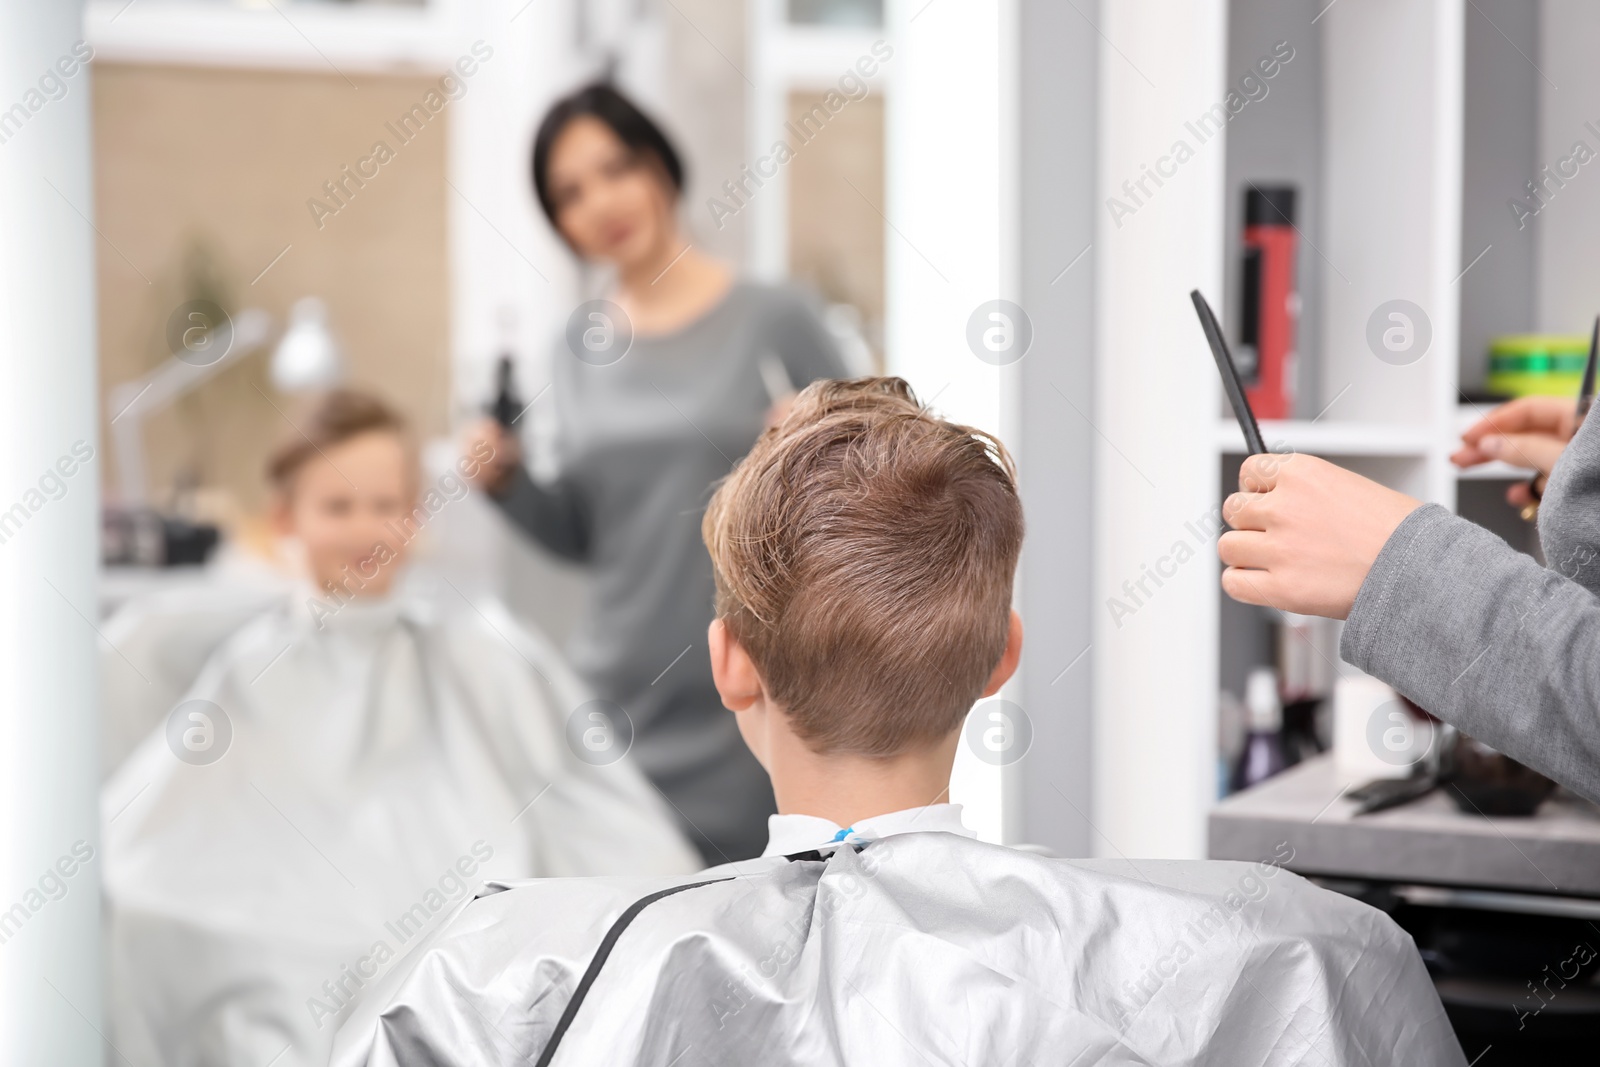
left=1238, top=185, right=1298, bottom=419
left=1231, top=667, right=1288, bottom=792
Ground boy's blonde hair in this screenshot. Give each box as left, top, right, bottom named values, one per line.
left=265, top=388, right=412, bottom=490
left=703, top=377, right=1023, bottom=756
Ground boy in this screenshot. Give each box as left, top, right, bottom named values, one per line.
left=103, top=390, right=697, bottom=1067
left=333, top=378, right=1464, bottom=1066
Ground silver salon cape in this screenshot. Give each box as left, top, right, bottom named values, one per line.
left=103, top=590, right=699, bottom=1067
left=99, top=560, right=287, bottom=777
left=332, top=818, right=1466, bottom=1066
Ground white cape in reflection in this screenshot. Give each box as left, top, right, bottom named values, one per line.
left=333, top=833, right=1466, bottom=1067
left=103, top=587, right=699, bottom=1067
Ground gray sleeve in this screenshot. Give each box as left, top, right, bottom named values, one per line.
left=768, top=288, right=850, bottom=385
left=1341, top=503, right=1600, bottom=803
left=489, top=465, right=590, bottom=562
left=1529, top=390, right=1600, bottom=597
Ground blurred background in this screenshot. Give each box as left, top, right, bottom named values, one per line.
left=6, top=0, right=1600, bottom=1061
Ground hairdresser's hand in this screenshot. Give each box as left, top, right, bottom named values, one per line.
left=1218, top=454, right=1423, bottom=619
left=461, top=416, right=522, bottom=497
left=1453, top=396, right=1578, bottom=507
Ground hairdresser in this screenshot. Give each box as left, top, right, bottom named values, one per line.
left=463, top=83, right=848, bottom=864
left=1217, top=393, right=1600, bottom=802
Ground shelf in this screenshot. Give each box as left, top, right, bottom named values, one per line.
left=1456, top=460, right=1533, bottom=481
left=1213, top=405, right=1548, bottom=476
left=1214, top=418, right=1432, bottom=457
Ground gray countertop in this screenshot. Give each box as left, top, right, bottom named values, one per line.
left=1208, top=755, right=1600, bottom=896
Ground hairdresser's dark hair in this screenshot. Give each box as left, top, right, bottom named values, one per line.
left=530, top=82, right=685, bottom=228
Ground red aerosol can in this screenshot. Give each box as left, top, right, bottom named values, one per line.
left=1238, top=185, right=1298, bottom=420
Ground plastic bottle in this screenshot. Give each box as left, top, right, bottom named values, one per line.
left=1230, top=667, right=1288, bottom=793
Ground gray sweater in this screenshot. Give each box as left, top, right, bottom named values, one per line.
left=492, top=282, right=848, bottom=862
left=1343, top=405, right=1600, bottom=804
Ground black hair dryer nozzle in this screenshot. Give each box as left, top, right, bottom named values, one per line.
left=488, top=355, right=523, bottom=430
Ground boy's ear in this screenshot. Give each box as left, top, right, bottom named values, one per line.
left=979, top=609, right=1024, bottom=698
left=708, top=618, right=764, bottom=712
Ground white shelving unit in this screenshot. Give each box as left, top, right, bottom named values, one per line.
left=1093, top=0, right=1599, bottom=860
left=1217, top=418, right=1434, bottom=457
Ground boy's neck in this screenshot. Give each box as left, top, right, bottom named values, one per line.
left=766, top=725, right=958, bottom=829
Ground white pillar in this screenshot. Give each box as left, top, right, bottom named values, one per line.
left=442, top=0, right=584, bottom=626
left=1092, top=0, right=1227, bottom=859
left=0, top=1, right=103, bottom=1062
left=447, top=0, right=581, bottom=420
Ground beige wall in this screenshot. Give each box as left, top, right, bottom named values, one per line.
left=787, top=88, right=885, bottom=361
left=93, top=62, right=450, bottom=517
